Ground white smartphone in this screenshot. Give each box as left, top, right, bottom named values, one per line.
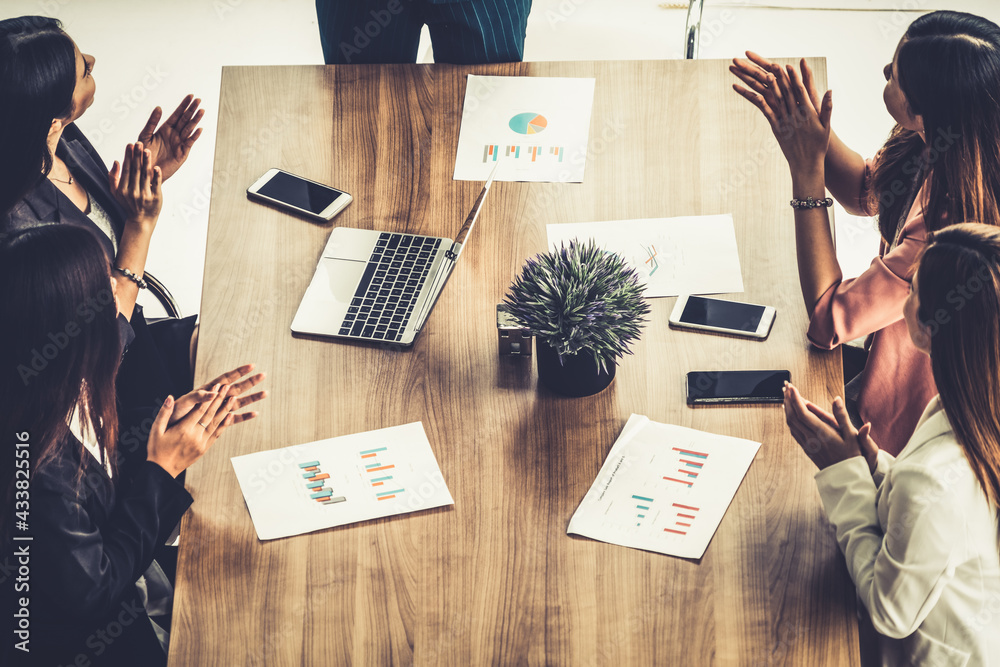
left=668, top=295, right=776, bottom=340
left=246, top=168, right=352, bottom=223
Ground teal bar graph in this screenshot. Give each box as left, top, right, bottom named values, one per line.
left=298, top=461, right=320, bottom=468
left=365, top=463, right=381, bottom=469
left=632, top=495, right=654, bottom=502
left=376, top=489, right=404, bottom=497
left=360, top=447, right=387, bottom=455
left=637, top=505, right=650, bottom=510
left=306, top=480, right=325, bottom=489
left=310, top=489, right=333, bottom=499
left=371, top=476, right=393, bottom=482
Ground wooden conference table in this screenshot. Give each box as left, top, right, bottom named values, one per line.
left=170, top=59, right=858, bottom=666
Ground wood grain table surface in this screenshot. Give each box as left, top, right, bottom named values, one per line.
left=169, top=58, right=859, bottom=666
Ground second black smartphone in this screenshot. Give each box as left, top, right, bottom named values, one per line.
left=686, top=370, right=791, bottom=405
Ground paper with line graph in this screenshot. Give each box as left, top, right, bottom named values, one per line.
left=546, top=214, right=744, bottom=297
left=231, top=422, right=453, bottom=540
left=453, top=74, right=596, bottom=182
left=568, top=414, right=760, bottom=559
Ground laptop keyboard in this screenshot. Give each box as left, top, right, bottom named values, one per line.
left=339, top=233, right=441, bottom=341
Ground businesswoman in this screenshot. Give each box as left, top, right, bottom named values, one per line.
left=731, top=10, right=1000, bottom=455
left=782, top=222, right=1000, bottom=666
left=0, top=16, right=205, bottom=447
left=0, top=225, right=265, bottom=666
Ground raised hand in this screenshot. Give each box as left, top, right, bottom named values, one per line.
left=730, top=52, right=833, bottom=174
left=109, top=142, right=162, bottom=229
left=169, top=363, right=267, bottom=427
left=137, top=94, right=205, bottom=181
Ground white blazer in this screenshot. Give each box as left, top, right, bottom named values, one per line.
left=815, top=397, right=1000, bottom=667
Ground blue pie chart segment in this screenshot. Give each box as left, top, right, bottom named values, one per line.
left=509, top=112, right=548, bottom=135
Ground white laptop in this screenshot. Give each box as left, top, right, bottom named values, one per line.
left=291, top=168, right=496, bottom=345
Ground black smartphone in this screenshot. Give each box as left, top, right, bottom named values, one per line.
left=686, top=370, right=790, bottom=405
left=669, top=295, right=776, bottom=340
left=246, top=168, right=353, bottom=222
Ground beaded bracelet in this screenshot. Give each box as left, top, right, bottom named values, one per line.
left=114, top=266, right=148, bottom=290
left=790, top=197, right=834, bottom=210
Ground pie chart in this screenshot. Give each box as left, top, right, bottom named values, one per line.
left=509, top=112, right=548, bottom=135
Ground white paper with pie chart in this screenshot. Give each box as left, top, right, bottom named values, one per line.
left=453, top=75, right=597, bottom=182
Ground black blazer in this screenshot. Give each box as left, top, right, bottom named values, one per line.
left=2, top=125, right=196, bottom=467
left=6, top=123, right=128, bottom=258
left=2, top=436, right=192, bottom=667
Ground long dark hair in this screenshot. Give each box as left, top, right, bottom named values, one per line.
left=917, top=223, right=1000, bottom=539
left=0, top=226, right=121, bottom=538
left=870, top=11, right=1000, bottom=242
left=0, top=16, right=76, bottom=217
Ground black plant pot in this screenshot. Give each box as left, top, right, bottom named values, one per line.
left=536, top=342, right=616, bottom=397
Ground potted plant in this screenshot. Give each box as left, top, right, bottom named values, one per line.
left=503, top=239, right=650, bottom=397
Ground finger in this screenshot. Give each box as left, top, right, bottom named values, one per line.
left=178, top=101, right=203, bottom=134
left=229, top=410, right=259, bottom=425
left=151, top=166, right=162, bottom=197
left=831, top=396, right=858, bottom=439
left=128, top=143, right=142, bottom=195
left=164, top=94, right=195, bottom=128
left=200, top=364, right=256, bottom=391
left=234, top=390, right=267, bottom=411
left=732, top=84, right=780, bottom=130
left=800, top=58, right=822, bottom=110
left=141, top=148, right=152, bottom=193
left=805, top=401, right=838, bottom=429
left=228, top=371, right=265, bottom=397
left=207, top=395, right=236, bottom=433
left=152, top=396, right=175, bottom=437
left=786, top=64, right=816, bottom=117
left=138, top=107, right=161, bottom=143
left=766, top=62, right=796, bottom=117
left=819, top=90, right=833, bottom=130
left=745, top=51, right=776, bottom=71
left=108, top=161, right=120, bottom=191
left=208, top=412, right=236, bottom=446
left=181, top=384, right=226, bottom=428
left=184, top=127, right=204, bottom=150
left=119, top=145, right=133, bottom=193
left=729, top=65, right=771, bottom=95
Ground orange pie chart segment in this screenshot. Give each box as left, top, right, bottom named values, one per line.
left=510, top=112, right=548, bottom=135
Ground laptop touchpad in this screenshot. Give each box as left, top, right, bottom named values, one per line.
left=322, top=258, right=366, bottom=304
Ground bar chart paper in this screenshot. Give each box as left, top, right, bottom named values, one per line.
left=568, top=414, right=761, bottom=559
left=453, top=75, right=596, bottom=182
left=547, top=215, right=745, bottom=298
left=232, top=422, right=454, bottom=540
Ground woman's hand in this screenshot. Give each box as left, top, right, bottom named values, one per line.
left=170, top=364, right=267, bottom=427
left=137, top=94, right=204, bottom=181
left=109, top=142, right=162, bottom=230
left=730, top=52, right=833, bottom=175
left=782, top=382, right=866, bottom=470
left=147, top=387, right=236, bottom=478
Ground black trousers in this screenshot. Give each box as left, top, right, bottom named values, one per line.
left=316, top=0, right=533, bottom=64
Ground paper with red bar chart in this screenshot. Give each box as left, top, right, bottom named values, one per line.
left=231, top=422, right=453, bottom=540
left=453, top=74, right=596, bottom=182
left=568, top=414, right=761, bottom=559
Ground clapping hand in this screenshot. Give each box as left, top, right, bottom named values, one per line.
left=137, top=94, right=205, bottom=181
left=730, top=52, right=833, bottom=174
left=147, top=363, right=266, bottom=478
left=783, top=382, right=878, bottom=472
left=169, top=364, right=267, bottom=428
left=109, top=142, right=162, bottom=229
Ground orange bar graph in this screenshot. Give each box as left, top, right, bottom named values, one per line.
left=377, top=495, right=396, bottom=501
left=307, top=473, right=330, bottom=481
left=361, top=453, right=376, bottom=459
left=367, top=465, right=395, bottom=473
